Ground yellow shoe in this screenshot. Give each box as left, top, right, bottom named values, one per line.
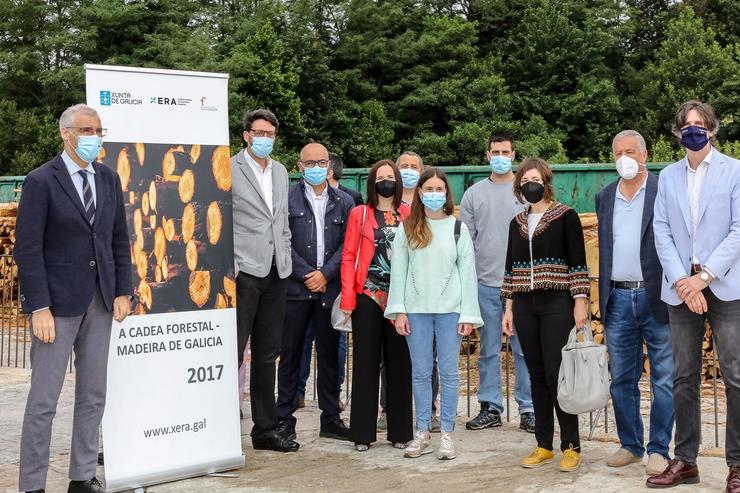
left=521, top=447, right=555, bottom=468
left=559, top=445, right=581, bottom=472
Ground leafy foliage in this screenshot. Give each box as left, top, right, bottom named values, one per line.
left=0, top=0, right=739, bottom=175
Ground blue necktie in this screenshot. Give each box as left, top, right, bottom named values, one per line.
left=80, top=172, right=95, bottom=226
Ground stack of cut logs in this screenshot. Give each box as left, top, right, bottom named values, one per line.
left=109, top=142, right=236, bottom=315
left=579, top=213, right=720, bottom=380
left=0, top=203, right=16, bottom=255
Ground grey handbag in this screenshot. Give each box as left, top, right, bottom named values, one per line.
left=557, top=323, right=610, bottom=415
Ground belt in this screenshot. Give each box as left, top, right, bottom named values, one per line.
left=610, top=280, right=644, bottom=289
left=691, top=263, right=702, bottom=275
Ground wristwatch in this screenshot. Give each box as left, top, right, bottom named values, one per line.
left=700, top=270, right=712, bottom=284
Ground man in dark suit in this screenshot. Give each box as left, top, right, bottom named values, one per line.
left=15, top=104, right=132, bottom=493
left=595, top=130, right=674, bottom=477
left=328, top=152, right=363, bottom=206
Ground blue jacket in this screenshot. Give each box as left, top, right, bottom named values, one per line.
left=287, top=179, right=355, bottom=307
left=14, top=154, right=133, bottom=317
left=653, top=149, right=740, bottom=305
left=595, top=172, right=668, bottom=324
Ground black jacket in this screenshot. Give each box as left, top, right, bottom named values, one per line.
left=338, top=183, right=363, bottom=206
left=595, top=173, right=669, bottom=324
left=14, top=154, right=133, bottom=316
left=287, top=179, right=355, bottom=306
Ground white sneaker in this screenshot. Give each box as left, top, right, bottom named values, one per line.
left=438, top=431, right=456, bottom=460
left=404, top=430, right=432, bottom=458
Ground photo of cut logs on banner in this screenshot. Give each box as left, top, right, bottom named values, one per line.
left=99, top=142, right=235, bottom=315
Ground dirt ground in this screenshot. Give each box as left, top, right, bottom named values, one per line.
left=0, top=366, right=732, bottom=493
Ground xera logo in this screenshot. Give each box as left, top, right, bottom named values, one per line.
left=150, top=96, right=192, bottom=106
left=100, top=91, right=112, bottom=106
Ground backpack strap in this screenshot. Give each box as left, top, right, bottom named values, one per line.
left=454, top=219, right=462, bottom=244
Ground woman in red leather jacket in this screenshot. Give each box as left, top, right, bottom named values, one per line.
left=340, top=159, right=413, bottom=452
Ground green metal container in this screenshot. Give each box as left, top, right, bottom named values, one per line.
left=290, top=163, right=669, bottom=213
left=0, top=176, right=24, bottom=203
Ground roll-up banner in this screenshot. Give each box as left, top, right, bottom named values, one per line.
left=85, top=64, right=243, bottom=492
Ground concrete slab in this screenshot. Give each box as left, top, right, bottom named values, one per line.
left=0, top=367, right=730, bottom=493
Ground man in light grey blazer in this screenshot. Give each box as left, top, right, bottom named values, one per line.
left=231, top=109, right=298, bottom=452
left=650, top=100, right=740, bottom=492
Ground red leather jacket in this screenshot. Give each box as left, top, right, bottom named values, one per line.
left=339, top=203, right=411, bottom=311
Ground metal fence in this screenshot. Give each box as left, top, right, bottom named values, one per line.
left=1, top=253, right=726, bottom=448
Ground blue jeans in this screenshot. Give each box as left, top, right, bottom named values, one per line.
left=406, top=313, right=462, bottom=433
left=477, top=284, right=533, bottom=414
left=298, top=323, right=347, bottom=396
left=604, top=287, right=675, bottom=459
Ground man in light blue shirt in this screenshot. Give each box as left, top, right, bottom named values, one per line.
left=595, top=130, right=673, bottom=477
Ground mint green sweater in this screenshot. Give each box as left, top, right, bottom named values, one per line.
left=385, top=216, right=483, bottom=327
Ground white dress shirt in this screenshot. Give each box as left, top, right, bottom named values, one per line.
left=244, top=149, right=273, bottom=215
left=61, top=151, right=96, bottom=207
left=304, top=182, right=329, bottom=268
left=686, top=147, right=714, bottom=264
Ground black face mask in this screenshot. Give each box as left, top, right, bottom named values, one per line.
left=375, top=179, right=397, bottom=198
left=521, top=181, right=545, bottom=204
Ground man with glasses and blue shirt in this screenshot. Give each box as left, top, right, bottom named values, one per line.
left=15, top=104, right=132, bottom=493
left=459, top=131, right=535, bottom=433
left=276, top=143, right=355, bottom=445
left=595, top=130, right=674, bottom=477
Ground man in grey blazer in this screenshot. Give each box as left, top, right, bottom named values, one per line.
left=650, top=100, right=740, bottom=492
left=231, top=109, right=298, bottom=452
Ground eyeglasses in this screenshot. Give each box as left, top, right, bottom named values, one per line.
left=301, top=160, right=329, bottom=168
left=67, top=127, right=107, bottom=137
left=249, top=129, right=276, bottom=138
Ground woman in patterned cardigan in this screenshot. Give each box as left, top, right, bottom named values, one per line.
left=501, top=157, right=590, bottom=473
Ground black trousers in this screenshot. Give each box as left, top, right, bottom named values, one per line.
left=350, top=294, right=413, bottom=445
left=668, top=289, right=740, bottom=465
left=277, top=298, right=341, bottom=427
left=513, top=290, right=580, bottom=452
left=236, top=268, right=286, bottom=440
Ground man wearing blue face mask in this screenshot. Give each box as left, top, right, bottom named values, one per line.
left=276, top=143, right=355, bottom=445
left=16, top=104, right=132, bottom=493
left=650, top=100, right=740, bottom=492
left=459, top=131, right=535, bottom=434
left=231, top=109, right=299, bottom=452
left=397, top=151, right=424, bottom=206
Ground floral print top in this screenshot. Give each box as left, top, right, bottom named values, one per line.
left=363, top=208, right=401, bottom=311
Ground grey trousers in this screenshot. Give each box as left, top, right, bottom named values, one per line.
left=667, top=289, right=740, bottom=466
left=19, top=288, right=112, bottom=491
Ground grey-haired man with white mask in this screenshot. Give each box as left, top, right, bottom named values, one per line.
left=595, top=130, right=673, bottom=476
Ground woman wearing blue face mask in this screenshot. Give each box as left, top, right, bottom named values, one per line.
left=385, top=167, right=483, bottom=461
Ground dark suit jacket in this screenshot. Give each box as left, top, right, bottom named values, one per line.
left=287, top=180, right=355, bottom=306
left=338, top=183, right=363, bottom=206
left=14, top=154, right=133, bottom=317
left=595, top=172, right=668, bottom=324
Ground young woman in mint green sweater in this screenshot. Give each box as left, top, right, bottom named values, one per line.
left=385, top=167, right=483, bottom=461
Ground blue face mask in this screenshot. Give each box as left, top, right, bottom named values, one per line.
left=74, top=135, right=102, bottom=163
left=251, top=136, right=274, bottom=158
left=303, top=166, right=328, bottom=186
left=400, top=169, right=420, bottom=188
left=681, top=125, right=710, bottom=152
left=490, top=155, right=512, bottom=175
left=421, top=191, right=446, bottom=212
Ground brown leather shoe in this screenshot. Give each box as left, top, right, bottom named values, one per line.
left=646, top=459, right=699, bottom=488
left=727, top=465, right=740, bottom=493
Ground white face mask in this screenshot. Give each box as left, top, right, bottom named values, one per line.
left=616, top=155, right=640, bottom=180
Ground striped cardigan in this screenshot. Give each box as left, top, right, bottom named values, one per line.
left=501, top=202, right=590, bottom=299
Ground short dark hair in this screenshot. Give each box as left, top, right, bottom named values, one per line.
left=671, top=100, right=720, bottom=143
left=487, top=131, right=515, bottom=151
left=242, top=109, right=279, bottom=132
left=513, top=157, right=555, bottom=204
left=366, top=159, right=402, bottom=209
left=328, top=153, right=344, bottom=179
